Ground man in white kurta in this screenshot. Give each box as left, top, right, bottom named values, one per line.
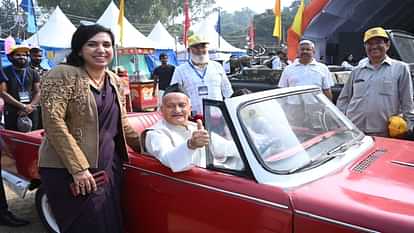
left=145, top=87, right=239, bottom=172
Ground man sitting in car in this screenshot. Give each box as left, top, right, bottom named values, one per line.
left=144, top=84, right=241, bottom=172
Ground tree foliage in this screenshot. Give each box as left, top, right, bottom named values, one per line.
left=0, top=0, right=18, bottom=37
left=254, top=0, right=311, bottom=47
left=37, top=0, right=216, bottom=26
left=220, top=8, right=255, bottom=49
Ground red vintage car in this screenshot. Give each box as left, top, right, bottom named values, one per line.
left=1, top=86, right=414, bottom=233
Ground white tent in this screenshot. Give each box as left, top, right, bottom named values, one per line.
left=24, top=6, right=76, bottom=48
left=148, top=21, right=184, bottom=50
left=97, top=1, right=156, bottom=48
left=190, top=13, right=244, bottom=53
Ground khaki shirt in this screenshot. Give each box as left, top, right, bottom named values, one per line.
left=38, top=65, right=140, bottom=174
left=337, top=56, right=414, bottom=136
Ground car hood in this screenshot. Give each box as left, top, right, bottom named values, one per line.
left=291, top=137, right=414, bottom=233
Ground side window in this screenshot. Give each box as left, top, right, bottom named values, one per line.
left=204, top=105, right=245, bottom=172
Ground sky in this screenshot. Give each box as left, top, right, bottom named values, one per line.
left=214, top=0, right=295, bottom=14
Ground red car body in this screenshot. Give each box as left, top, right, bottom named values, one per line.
left=1, top=87, right=413, bottom=233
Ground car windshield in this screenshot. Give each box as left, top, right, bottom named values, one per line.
left=239, top=91, right=364, bottom=174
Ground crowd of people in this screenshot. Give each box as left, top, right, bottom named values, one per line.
left=0, top=23, right=412, bottom=232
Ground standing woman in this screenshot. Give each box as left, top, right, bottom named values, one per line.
left=38, top=24, right=141, bottom=233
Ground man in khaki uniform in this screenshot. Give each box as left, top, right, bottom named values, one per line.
left=337, top=27, right=414, bottom=136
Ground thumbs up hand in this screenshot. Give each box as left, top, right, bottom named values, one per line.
left=197, top=119, right=204, bottom=130
left=188, top=119, right=210, bottom=149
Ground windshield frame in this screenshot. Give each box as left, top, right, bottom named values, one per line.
left=388, top=30, right=414, bottom=63
left=237, top=88, right=362, bottom=175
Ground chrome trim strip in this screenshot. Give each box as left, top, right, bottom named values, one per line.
left=124, top=164, right=289, bottom=210
left=295, top=210, right=380, bottom=233
left=391, top=160, right=414, bottom=168
left=10, top=138, right=40, bottom=147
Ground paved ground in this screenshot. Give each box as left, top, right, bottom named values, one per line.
left=0, top=185, right=47, bottom=233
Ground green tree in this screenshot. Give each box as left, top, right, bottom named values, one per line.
left=36, top=0, right=215, bottom=28
left=220, top=8, right=255, bottom=49
left=0, top=0, right=18, bottom=38
left=253, top=0, right=311, bottom=48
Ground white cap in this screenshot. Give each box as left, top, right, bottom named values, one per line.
left=299, top=39, right=315, bottom=48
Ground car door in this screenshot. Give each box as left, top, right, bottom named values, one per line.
left=122, top=101, right=293, bottom=233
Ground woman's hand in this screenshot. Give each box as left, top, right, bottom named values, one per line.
left=72, top=170, right=97, bottom=196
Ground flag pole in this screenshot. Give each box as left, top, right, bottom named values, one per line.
left=217, top=8, right=221, bottom=50
left=116, top=0, right=125, bottom=69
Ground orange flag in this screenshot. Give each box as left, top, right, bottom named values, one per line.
left=117, top=0, right=125, bottom=46
left=273, top=0, right=282, bottom=39
left=287, top=0, right=329, bottom=61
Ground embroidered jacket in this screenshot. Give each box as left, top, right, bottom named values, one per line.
left=38, top=65, right=140, bottom=174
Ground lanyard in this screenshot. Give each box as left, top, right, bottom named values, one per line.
left=188, top=61, right=208, bottom=82
left=11, top=67, right=28, bottom=90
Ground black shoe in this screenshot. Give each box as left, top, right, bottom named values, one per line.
left=0, top=211, right=30, bottom=227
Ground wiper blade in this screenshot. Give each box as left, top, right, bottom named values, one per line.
left=286, top=135, right=364, bottom=174
left=285, top=154, right=333, bottom=174
left=326, top=136, right=364, bottom=155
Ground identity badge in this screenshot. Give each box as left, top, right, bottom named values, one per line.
left=198, top=86, right=208, bottom=96
left=18, top=91, right=31, bottom=103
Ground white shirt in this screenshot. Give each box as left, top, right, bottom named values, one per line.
left=145, top=120, right=239, bottom=172
left=170, top=60, right=234, bottom=114
left=341, top=61, right=356, bottom=70
left=278, top=58, right=334, bottom=90
left=223, top=60, right=231, bottom=74
left=272, top=56, right=283, bottom=70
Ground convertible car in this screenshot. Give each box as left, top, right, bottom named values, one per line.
left=1, top=86, right=413, bottom=233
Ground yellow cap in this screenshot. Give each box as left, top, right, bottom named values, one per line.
left=363, top=27, right=389, bottom=43
left=7, top=45, right=30, bottom=55
left=188, top=35, right=209, bottom=47
left=388, top=115, right=408, bottom=138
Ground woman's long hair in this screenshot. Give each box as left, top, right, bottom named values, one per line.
left=66, top=24, right=115, bottom=67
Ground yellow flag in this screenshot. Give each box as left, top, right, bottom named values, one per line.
left=291, top=0, right=304, bottom=36
left=117, top=0, right=125, bottom=46
left=273, top=0, right=282, bottom=38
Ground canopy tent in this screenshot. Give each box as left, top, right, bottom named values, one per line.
left=97, top=1, right=157, bottom=80
left=146, top=21, right=180, bottom=71
left=191, top=15, right=245, bottom=54
left=24, top=6, right=75, bottom=48
left=97, top=1, right=156, bottom=49
left=177, top=14, right=246, bottom=63
left=302, top=0, right=414, bottom=64
left=148, top=21, right=184, bottom=51
left=22, top=6, right=74, bottom=67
